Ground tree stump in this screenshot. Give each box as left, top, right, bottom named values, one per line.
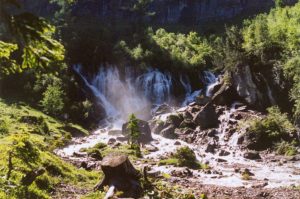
left=94, top=153, right=142, bottom=198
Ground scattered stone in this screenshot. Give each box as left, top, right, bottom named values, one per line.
left=179, top=119, right=197, bottom=129
left=205, top=142, right=217, bottom=153
left=145, top=145, right=158, bottom=152
left=243, top=151, right=261, bottom=160
left=219, top=150, right=230, bottom=156
left=108, top=130, right=122, bottom=135
left=207, top=129, right=218, bottom=137
left=216, top=158, right=227, bottom=163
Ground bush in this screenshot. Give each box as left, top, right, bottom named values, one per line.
left=173, top=146, right=199, bottom=169
left=41, top=83, right=65, bottom=116
left=246, top=106, right=297, bottom=150
left=275, top=141, right=297, bottom=156
left=0, top=119, right=9, bottom=135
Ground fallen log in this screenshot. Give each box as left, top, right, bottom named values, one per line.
left=94, top=153, right=142, bottom=198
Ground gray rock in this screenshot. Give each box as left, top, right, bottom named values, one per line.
left=193, top=104, right=219, bottom=130
left=244, top=151, right=261, bottom=160
left=160, top=125, right=177, bottom=139
left=219, top=150, right=230, bottom=156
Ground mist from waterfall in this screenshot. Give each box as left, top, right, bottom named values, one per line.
left=74, top=65, right=218, bottom=124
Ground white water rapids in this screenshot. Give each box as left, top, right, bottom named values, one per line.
left=56, top=65, right=300, bottom=190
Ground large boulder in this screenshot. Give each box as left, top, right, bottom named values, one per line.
left=160, top=124, right=177, bottom=139
left=193, top=104, right=219, bottom=130
left=122, top=119, right=152, bottom=144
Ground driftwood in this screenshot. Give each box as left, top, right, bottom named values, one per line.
left=94, top=153, right=142, bottom=199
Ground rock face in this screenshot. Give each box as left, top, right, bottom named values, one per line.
left=122, top=119, right=152, bottom=144
left=20, top=0, right=280, bottom=26
left=70, top=0, right=275, bottom=25
left=94, top=153, right=142, bottom=198
left=232, top=65, right=261, bottom=106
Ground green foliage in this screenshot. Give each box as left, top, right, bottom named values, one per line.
left=173, top=146, right=199, bottom=169
left=241, top=2, right=300, bottom=117
left=275, top=141, right=297, bottom=156
left=0, top=2, right=65, bottom=75
left=152, top=29, right=213, bottom=69
left=247, top=106, right=297, bottom=149
left=143, top=180, right=197, bottom=199
left=0, top=41, right=18, bottom=75
left=128, top=114, right=141, bottom=145
left=41, top=83, right=65, bottom=116
left=0, top=119, right=9, bottom=135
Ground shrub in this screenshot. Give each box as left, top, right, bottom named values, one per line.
left=246, top=106, right=297, bottom=150
left=41, top=83, right=65, bottom=116
left=0, top=119, right=9, bottom=135
left=173, top=146, right=199, bottom=169
left=275, top=141, right=297, bottom=156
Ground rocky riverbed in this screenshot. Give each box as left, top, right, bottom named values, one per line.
left=55, top=101, right=300, bottom=198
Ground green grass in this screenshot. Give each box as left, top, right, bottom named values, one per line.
left=0, top=99, right=100, bottom=198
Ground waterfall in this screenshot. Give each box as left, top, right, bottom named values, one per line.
left=180, top=75, right=202, bottom=106
left=204, top=71, right=218, bottom=97
left=74, top=65, right=218, bottom=122
left=135, top=69, right=173, bottom=105
left=73, top=65, right=119, bottom=118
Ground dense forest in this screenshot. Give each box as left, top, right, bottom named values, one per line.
left=0, top=0, right=300, bottom=198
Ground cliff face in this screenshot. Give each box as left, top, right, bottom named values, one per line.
left=70, top=0, right=275, bottom=24
left=20, top=0, right=277, bottom=25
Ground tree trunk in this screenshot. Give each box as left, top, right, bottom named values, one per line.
left=94, top=153, right=142, bottom=198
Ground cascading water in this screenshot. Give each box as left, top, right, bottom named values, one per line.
left=180, top=75, right=202, bottom=106
left=204, top=71, right=218, bottom=97
left=136, top=68, right=173, bottom=105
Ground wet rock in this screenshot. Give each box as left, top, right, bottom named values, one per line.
left=205, top=142, right=217, bottom=153
left=108, top=129, right=122, bottom=135
left=73, top=152, right=86, bottom=157
left=108, top=138, right=117, bottom=145
left=219, top=150, right=230, bottom=156
left=166, top=114, right=183, bottom=128
left=160, top=125, right=177, bottom=139
left=252, top=182, right=268, bottom=188
left=175, top=128, right=194, bottom=135
left=182, top=111, right=193, bottom=120
left=179, top=119, right=197, bottom=129
left=116, top=136, right=128, bottom=142
left=152, top=120, right=164, bottom=134
left=243, top=151, right=261, bottom=160
left=174, top=141, right=181, bottom=145
left=153, top=104, right=173, bottom=116
left=216, top=158, right=227, bottom=163
left=122, top=119, right=152, bottom=144
left=171, top=168, right=193, bottom=178
left=193, top=104, right=219, bottom=130
left=145, top=145, right=158, bottom=152
left=207, top=129, right=218, bottom=137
